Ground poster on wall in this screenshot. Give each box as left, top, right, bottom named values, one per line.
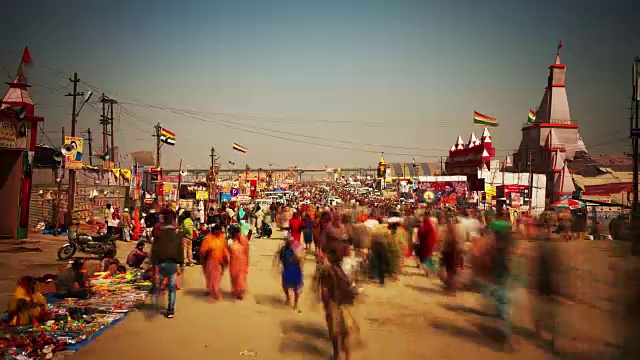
left=62, top=136, right=84, bottom=169
left=417, top=180, right=467, bottom=207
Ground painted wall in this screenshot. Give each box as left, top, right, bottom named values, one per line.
left=0, top=150, right=22, bottom=237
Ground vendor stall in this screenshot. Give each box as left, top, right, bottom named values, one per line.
left=1, top=270, right=151, bottom=359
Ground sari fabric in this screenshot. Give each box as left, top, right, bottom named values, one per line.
left=229, top=236, right=250, bottom=298
left=200, top=233, right=229, bottom=298
left=8, top=280, right=47, bottom=326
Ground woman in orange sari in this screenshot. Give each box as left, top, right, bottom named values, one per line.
left=229, top=225, right=250, bottom=299
left=200, top=224, right=229, bottom=300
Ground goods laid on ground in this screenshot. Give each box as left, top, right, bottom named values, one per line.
left=1, top=270, right=151, bottom=360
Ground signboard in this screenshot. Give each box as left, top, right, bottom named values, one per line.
left=230, top=188, right=239, bottom=197
left=485, top=185, right=496, bottom=202
left=417, top=180, right=467, bottom=207
left=0, top=121, right=17, bottom=148
left=630, top=128, right=640, bottom=139
left=249, top=180, right=257, bottom=198
left=195, top=190, right=209, bottom=200
left=237, top=194, right=251, bottom=204
left=63, top=136, right=84, bottom=169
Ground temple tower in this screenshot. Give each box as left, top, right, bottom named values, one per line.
left=514, top=42, right=587, bottom=202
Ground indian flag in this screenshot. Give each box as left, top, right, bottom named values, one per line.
left=473, top=111, right=498, bottom=127
left=160, top=128, right=176, bottom=145
left=233, top=142, right=247, bottom=153
left=528, top=108, right=536, bottom=123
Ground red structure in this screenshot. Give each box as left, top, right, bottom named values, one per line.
left=0, top=47, right=44, bottom=239
left=445, top=127, right=496, bottom=187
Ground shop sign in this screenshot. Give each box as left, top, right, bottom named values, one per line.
left=0, top=121, right=17, bottom=148
left=195, top=190, right=209, bottom=200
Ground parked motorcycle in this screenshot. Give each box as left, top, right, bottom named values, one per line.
left=57, top=224, right=118, bottom=260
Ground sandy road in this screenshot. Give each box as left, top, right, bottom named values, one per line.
left=66, top=231, right=560, bottom=360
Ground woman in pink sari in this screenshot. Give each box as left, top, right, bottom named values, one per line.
left=229, top=226, right=250, bottom=299
left=200, top=224, right=229, bottom=300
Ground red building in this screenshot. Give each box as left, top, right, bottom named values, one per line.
left=0, top=47, right=44, bottom=238
left=445, top=127, right=496, bottom=189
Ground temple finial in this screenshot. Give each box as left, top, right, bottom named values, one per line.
left=555, top=40, right=563, bottom=64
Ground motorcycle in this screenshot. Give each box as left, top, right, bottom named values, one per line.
left=57, top=224, right=118, bottom=260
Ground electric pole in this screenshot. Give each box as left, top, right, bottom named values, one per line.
left=65, top=73, right=83, bottom=226
left=528, top=147, right=534, bottom=211
left=86, top=128, right=93, bottom=166
left=99, top=94, right=117, bottom=167
left=61, top=126, right=65, bottom=144
left=154, top=122, right=162, bottom=167
left=209, top=147, right=219, bottom=203
left=100, top=93, right=108, bottom=166
left=109, top=98, right=117, bottom=164
left=632, top=57, right=640, bottom=214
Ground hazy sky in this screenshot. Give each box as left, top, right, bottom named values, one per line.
left=1, top=0, right=638, bottom=169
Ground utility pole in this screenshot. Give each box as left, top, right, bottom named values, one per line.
left=528, top=147, right=534, bottom=211
left=108, top=98, right=117, bottom=165
left=100, top=93, right=108, bottom=166
left=632, top=57, right=640, bottom=214
left=99, top=94, right=117, bottom=168
left=61, top=126, right=65, bottom=145
left=440, top=156, right=446, bottom=175
left=154, top=123, right=162, bottom=167
left=65, top=73, right=83, bottom=226
left=209, top=147, right=219, bottom=204
left=86, top=128, right=93, bottom=166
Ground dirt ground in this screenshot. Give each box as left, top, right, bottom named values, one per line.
left=2, top=231, right=639, bottom=359
left=60, top=232, right=586, bottom=360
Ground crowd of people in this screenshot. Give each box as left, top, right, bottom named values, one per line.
left=9, top=180, right=591, bottom=359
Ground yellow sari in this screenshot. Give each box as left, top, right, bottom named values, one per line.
left=8, top=283, right=47, bottom=326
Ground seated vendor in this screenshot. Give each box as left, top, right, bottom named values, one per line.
left=8, top=276, right=48, bottom=326
left=126, top=241, right=149, bottom=269
left=56, top=259, right=90, bottom=299
left=101, top=249, right=125, bottom=275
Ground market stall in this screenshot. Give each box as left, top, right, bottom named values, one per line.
left=1, top=270, right=151, bottom=359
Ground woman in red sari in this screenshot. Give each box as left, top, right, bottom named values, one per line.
left=289, top=211, right=303, bottom=244
left=229, top=226, right=250, bottom=300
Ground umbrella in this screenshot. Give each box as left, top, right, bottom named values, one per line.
left=551, top=198, right=584, bottom=210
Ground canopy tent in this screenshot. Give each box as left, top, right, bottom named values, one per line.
left=551, top=198, right=584, bottom=210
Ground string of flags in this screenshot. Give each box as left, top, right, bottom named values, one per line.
left=160, top=127, right=176, bottom=146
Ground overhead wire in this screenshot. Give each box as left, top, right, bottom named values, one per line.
left=31, top=61, right=628, bottom=159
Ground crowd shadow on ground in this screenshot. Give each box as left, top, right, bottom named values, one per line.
left=183, top=288, right=236, bottom=302
left=253, top=293, right=290, bottom=309
left=278, top=319, right=332, bottom=359
left=435, top=301, right=562, bottom=357
left=404, top=283, right=448, bottom=296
